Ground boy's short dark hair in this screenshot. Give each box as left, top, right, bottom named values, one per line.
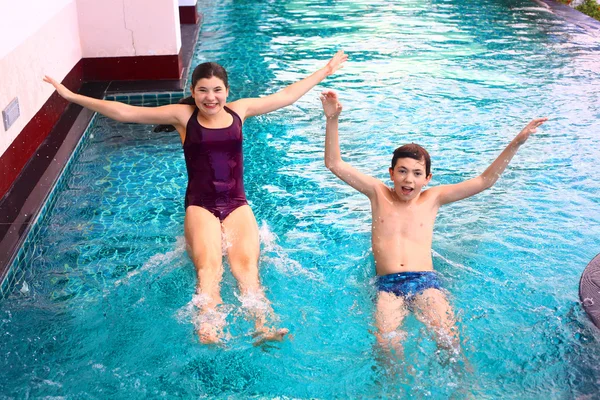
left=391, top=144, right=431, bottom=176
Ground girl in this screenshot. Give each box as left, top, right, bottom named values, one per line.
left=44, top=50, right=347, bottom=344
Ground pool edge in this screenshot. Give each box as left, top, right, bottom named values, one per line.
left=541, top=0, right=600, bottom=33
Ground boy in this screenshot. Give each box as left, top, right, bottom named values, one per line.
left=320, top=90, right=547, bottom=355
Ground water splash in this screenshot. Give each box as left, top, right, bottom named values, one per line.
left=236, top=291, right=274, bottom=320
left=192, top=308, right=229, bottom=333
left=258, top=221, right=324, bottom=282
left=19, top=281, right=30, bottom=296
left=176, top=293, right=232, bottom=334
left=221, top=229, right=232, bottom=256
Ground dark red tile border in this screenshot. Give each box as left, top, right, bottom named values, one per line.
left=0, top=84, right=102, bottom=284
left=179, top=5, right=199, bottom=24
left=0, top=62, right=84, bottom=200
left=82, top=51, right=183, bottom=82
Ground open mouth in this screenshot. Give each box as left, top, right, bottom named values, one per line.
left=401, top=186, right=414, bottom=195
left=203, top=103, right=219, bottom=109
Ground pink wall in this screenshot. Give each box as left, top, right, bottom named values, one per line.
left=0, top=1, right=82, bottom=157
left=0, top=0, right=182, bottom=160
left=77, top=0, right=182, bottom=58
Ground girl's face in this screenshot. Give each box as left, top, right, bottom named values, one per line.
left=191, top=76, right=229, bottom=115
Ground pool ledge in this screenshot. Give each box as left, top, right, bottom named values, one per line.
left=541, top=0, right=600, bottom=34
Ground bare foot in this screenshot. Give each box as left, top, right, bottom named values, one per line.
left=197, top=322, right=222, bottom=344
left=252, top=327, right=289, bottom=346
left=192, top=300, right=226, bottom=345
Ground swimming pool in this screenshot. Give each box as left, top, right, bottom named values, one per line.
left=2, top=0, right=600, bottom=397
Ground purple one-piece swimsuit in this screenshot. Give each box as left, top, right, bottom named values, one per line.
left=182, top=106, right=248, bottom=221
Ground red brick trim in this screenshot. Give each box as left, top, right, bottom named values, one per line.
left=0, top=62, right=84, bottom=199
left=179, top=5, right=199, bottom=24
left=82, top=51, right=183, bottom=81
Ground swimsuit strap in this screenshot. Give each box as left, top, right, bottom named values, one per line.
left=223, top=105, right=242, bottom=126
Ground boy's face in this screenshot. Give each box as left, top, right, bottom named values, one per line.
left=388, top=157, right=432, bottom=200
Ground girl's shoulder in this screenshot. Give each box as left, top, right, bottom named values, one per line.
left=225, top=100, right=248, bottom=123
left=168, top=103, right=196, bottom=122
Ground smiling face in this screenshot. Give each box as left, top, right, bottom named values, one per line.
left=191, top=76, right=229, bottom=115
left=389, top=157, right=432, bottom=200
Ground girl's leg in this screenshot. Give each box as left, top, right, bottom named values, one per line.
left=222, top=205, right=288, bottom=344
left=184, top=206, right=224, bottom=344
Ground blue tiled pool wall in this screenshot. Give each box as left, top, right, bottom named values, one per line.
left=0, top=92, right=185, bottom=299
left=104, top=92, right=185, bottom=107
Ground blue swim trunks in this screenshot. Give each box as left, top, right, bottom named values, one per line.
left=376, top=271, right=442, bottom=300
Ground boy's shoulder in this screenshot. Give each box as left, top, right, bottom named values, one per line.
left=420, top=186, right=444, bottom=203
left=371, top=180, right=393, bottom=196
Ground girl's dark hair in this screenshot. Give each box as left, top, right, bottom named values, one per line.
left=391, top=143, right=431, bottom=176
left=154, top=62, right=229, bottom=131
left=179, top=62, right=229, bottom=105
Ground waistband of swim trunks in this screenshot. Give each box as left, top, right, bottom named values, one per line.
left=376, top=270, right=437, bottom=282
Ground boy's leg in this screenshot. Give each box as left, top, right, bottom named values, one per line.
left=184, top=206, right=225, bottom=344
left=412, top=288, right=460, bottom=353
left=375, top=291, right=409, bottom=356
left=222, top=205, right=288, bottom=345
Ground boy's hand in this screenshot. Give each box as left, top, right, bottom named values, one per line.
left=514, top=117, right=548, bottom=145
left=323, top=50, right=348, bottom=77
left=43, top=75, right=75, bottom=101
left=320, top=90, right=342, bottom=119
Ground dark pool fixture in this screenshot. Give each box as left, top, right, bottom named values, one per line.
left=579, top=253, right=600, bottom=329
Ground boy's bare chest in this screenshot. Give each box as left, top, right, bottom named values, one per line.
left=371, top=197, right=437, bottom=237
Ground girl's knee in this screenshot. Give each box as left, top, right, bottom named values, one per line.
left=190, top=254, right=222, bottom=273
left=376, top=329, right=406, bottom=343
left=229, top=250, right=259, bottom=275
left=232, top=259, right=258, bottom=274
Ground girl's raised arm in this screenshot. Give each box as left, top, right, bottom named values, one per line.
left=228, top=50, right=347, bottom=121
left=43, top=76, right=189, bottom=127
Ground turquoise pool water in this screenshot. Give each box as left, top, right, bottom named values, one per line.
left=2, top=0, right=600, bottom=397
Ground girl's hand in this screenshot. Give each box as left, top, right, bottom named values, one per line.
left=514, top=117, right=548, bottom=145
left=320, top=90, right=342, bottom=119
left=43, top=75, right=75, bottom=101
left=323, top=50, right=348, bottom=77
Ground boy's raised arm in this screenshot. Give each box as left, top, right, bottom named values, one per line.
left=320, top=90, right=380, bottom=197
left=434, top=117, right=548, bottom=206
